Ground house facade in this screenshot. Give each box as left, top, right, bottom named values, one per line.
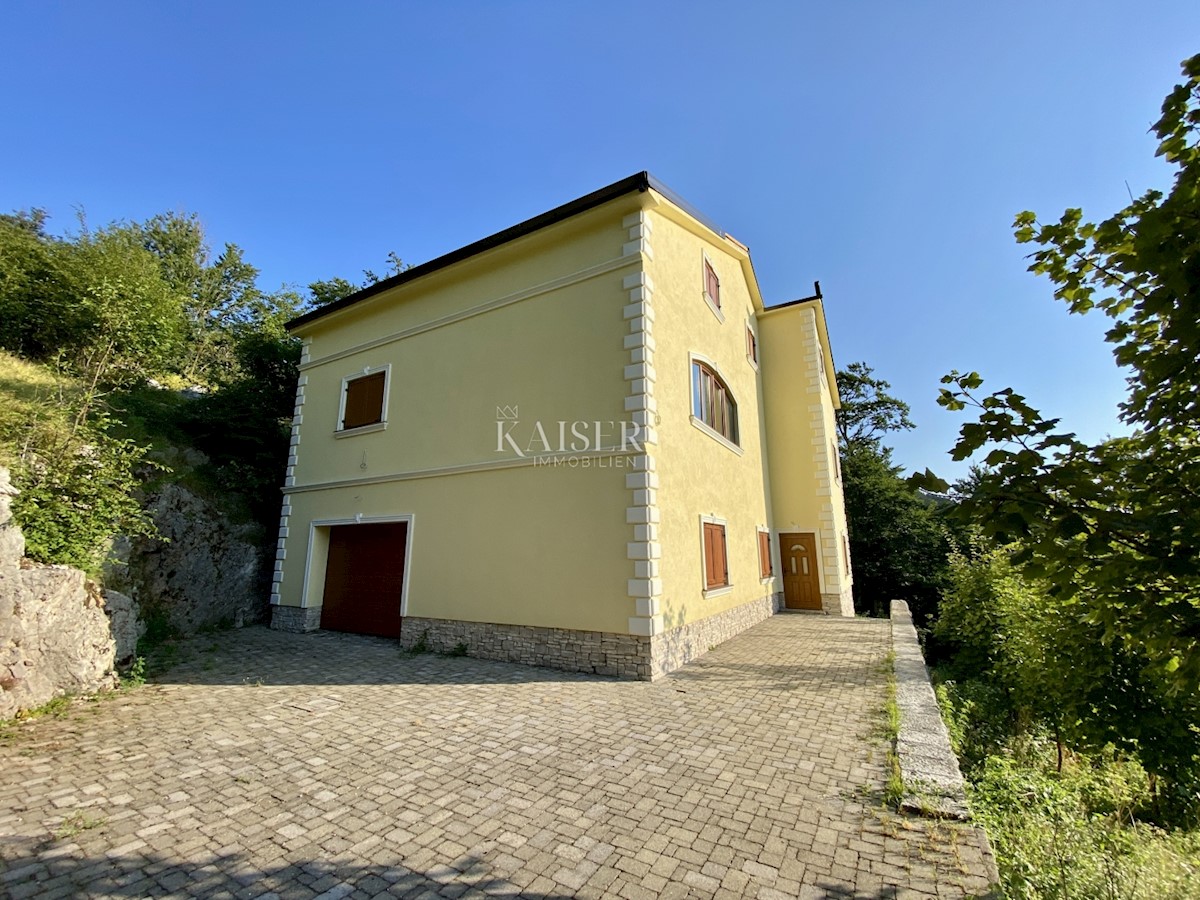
left=270, top=173, right=853, bottom=679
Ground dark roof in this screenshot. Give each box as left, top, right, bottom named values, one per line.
left=287, top=171, right=723, bottom=332
left=762, top=281, right=823, bottom=312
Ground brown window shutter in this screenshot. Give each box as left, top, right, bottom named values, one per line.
left=704, top=259, right=720, bottom=309
left=343, top=371, right=386, bottom=429
left=704, top=522, right=727, bottom=589
left=758, top=531, right=771, bottom=578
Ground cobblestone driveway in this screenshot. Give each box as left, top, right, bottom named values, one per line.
left=0, top=615, right=995, bottom=898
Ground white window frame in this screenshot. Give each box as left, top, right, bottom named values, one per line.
left=816, top=338, right=829, bottom=393
left=335, top=363, right=391, bottom=437
left=688, top=352, right=743, bottom=455
left=745, top=318, right=759, bottom=370
left=699, top=513, right=732, bottom=598
left=701, top=252, right=724, bottom=323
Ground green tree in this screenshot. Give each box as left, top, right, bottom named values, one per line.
left=308, top=251, right=409, bottom=306
left=362, top=250, right=409, bottom=285
left=836, top=360, right=915, bottom=450
left=58, top=222, right=188, bottom=396
left=835, top=362, right=951, bottom=620
left=179, top=330, right=301, bottom=529
left=936, top=544, right=1200, bottom=814
left=926, top=54, right=1200, bottom=699
left=136, top=212, right=265, bottom=382
left=841, top=443, right=951, bottom=620
left=307, top=276, right=359, bottom=307
left=918, top=56, right=1200, bottom=814
left=0, top=211, right=189, bottom=394
left=0, top=210, right=76, bottom=358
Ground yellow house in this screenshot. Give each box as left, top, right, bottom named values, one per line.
left=271, top=173, right=853, bottom=679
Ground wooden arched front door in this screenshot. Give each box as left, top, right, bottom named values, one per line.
left=780, top=532, right=822, bottom=610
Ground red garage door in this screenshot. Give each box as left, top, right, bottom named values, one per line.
left=320, top=522, right=407, bottom=638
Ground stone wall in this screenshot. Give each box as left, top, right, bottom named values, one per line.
left=0, top=469, right=118, bottom=719
left=891, top=599, right=972, bottom=819
left=648, top=592, right=781, bottom=679
left=398, top=615, right=655, bottom=679
left=270, top=605, right=322, bottom=634
left=281, top=590, right=784, bottom=681
left=821, top=586, right=855, bottom=617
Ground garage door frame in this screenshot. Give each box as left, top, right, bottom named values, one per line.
left=299, top=514, right=415, bottom=620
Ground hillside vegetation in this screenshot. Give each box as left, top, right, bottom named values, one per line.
left=0, top=208, right=328, bottom=573
left=0, top=200, right=410, bottom=577
left=843, top=55, right=1200, bottom=897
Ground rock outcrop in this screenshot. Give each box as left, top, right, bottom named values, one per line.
left=0, top=469, right=117, bottom=719
left=1, top=457, right=272, bottom=717
left=103, top=589, right=144, bottom=664
left=107, top=480, right=267, bottom=635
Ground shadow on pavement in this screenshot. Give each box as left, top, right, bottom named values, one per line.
left=146, top=626, right=619, bottom=688
left=0, top=843, right=576, bottom=898
left=0, top=840, right=966, bottom=899
left=148, top=617, right=888, bottom=691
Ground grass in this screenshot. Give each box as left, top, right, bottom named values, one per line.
left=54, top=811, right=106, bottom=840
left=968, top=750, right=1200, bottom=899
left=119, top=656, right=147, bottom=689
left=0, top=693, right=75, bottom=742
left=0, top=350, right=78, bottom=466
left=406, top=630, right=430, bottom=655
left=936, top=673, right=1200, bottom=898
left=17, top=694, right=72, bottom=721
left=880, top=649, right=906, bottom=807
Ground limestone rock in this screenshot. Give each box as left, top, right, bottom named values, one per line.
left=109, top=481, right=267, bottom=635
left=0, top=468, right=24, bottom=564
left=103, top=590, right=144, bottom=664
left=0, top=468, right=117, bottom=719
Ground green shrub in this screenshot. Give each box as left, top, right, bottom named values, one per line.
left=970, top=753, right=1200, bottom=899
left=12, top=409, right=160, bottom=573
left=934, top=677, right=1015, bottom=776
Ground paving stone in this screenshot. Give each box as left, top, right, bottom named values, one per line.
left=0, top=616, right=997, bottom=897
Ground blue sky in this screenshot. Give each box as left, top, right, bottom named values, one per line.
left=4, top=2, right=1197, bottom=477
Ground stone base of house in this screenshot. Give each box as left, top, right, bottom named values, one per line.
left=270, top=604, right=323, bottom=633
left=821, top=587, right=855, bottom=618
left=400, top=617, right=652, bottom=678
left=647, top=591, right=782, bottom=679
left=400, top=592, right=782, bottom=681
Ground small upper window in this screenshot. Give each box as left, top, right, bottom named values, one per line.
left=758, top=530, right=772, bottom=579
left=747, top=328, right=758, bottom=365
left=692, top=361, right=739, bottom=446
left=341, top=371, right=386, bottom=430
left=703, top=258, right=720, bottom=310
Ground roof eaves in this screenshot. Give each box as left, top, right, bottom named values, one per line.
left=759, top=281, right=824, bottom=314
left=286, top=171, right=655, bottom=332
